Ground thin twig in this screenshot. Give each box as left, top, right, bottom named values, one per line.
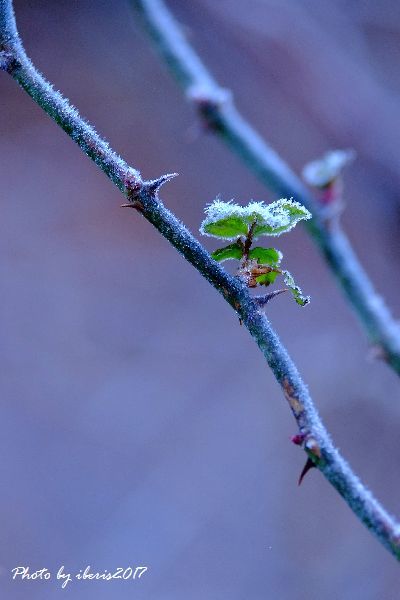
left=1, top=0, right=400, bottom=560
left=130, top=0, right=400, bottom=376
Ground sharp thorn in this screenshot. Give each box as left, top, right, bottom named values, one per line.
left=145, top=172, right=178, bottom=195
left=298, top=457, right=315, bottom=486
left=254, top=288, right=288, bottom=307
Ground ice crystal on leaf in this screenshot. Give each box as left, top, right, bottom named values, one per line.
left=199, top=198, right=311, bottom=240
left=199, top=200, right=248, bottom=239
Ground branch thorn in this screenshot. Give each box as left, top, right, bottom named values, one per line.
left=254, top=289, right=288, bottom=307
left=144, top=172, right=178, bottom=196
left=121, top=199, right=144, bottom=212
left=298, top=457, right=316, bottom=486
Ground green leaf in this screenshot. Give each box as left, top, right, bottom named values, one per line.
left=211, top=242, right=243, bottom=262
left=252, top=199, right=311, bottom=238
left=253, top=223, right=290, bottom=237
left=248, top=247, right=282, bottom=265
left=199, top=200, right=249, bottom=240
left=202, top=216, right=248, bottom=239
left=199, top=198, right=311, bottom=241
left=283, top=270, right=310, bottom=306
left=256, top=271, right=279, bottom=286
left=280, top=200, right=310, bottom=218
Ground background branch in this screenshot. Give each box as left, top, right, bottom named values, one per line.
left=1, top=0, right=400, bottom=560
left=130, top=0, right=400, bottom=377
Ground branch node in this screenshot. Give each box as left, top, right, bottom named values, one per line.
left=122, top=169, right=143, bottom=196
left=305, top=437, right=321, bottom=459
left=187, top=84, right=232, bottom=130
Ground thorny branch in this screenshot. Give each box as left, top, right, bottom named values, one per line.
left=130, top=0, right=400, bottom=377
left=1, top=0, right=400, bottom=560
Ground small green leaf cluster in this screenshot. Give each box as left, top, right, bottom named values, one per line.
left=199, top=198, right=311, bottom=306
left=200, top=198, right=311, bottom=240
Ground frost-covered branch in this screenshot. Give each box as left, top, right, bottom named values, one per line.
left=130, top=0, right=400, bottom=377
left=1, top=0, right=400, bottom=560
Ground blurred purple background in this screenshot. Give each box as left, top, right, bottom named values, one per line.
left=1, top=1, right=400, bottom=598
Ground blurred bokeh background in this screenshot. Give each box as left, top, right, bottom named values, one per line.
left=1, top=1, right=400, bottom=598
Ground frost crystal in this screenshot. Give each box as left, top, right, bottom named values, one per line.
left=199, top=198, right=311, bottom=240
left=302, top=149, right=355, bottom=187
left=203, top=199, right=243, bottom=223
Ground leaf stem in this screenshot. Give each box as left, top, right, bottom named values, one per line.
left=243, top=220, right=256, bottom=260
